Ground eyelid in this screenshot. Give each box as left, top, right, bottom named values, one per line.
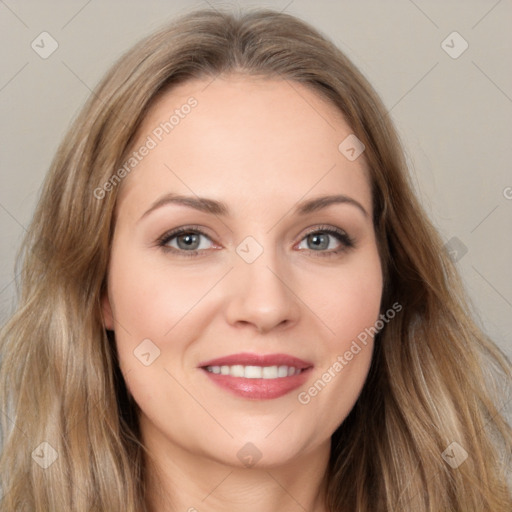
left=300, top=224, right=349, bottom=239
left=295, top=224, right=355, bottom=253
left=156, top=224, right=211, bottom=243
left=156, top=225, right=217, bottom=253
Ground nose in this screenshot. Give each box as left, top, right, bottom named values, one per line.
left=223, top=249, right=301, bottom=334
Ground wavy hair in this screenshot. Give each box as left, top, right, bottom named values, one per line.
left=1, top=7, right=511, bottom=511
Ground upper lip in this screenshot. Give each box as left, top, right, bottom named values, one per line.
left=198, top=352, right=313, bottom=369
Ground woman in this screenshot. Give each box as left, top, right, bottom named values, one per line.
left=0, top=7, right=510, bottom=511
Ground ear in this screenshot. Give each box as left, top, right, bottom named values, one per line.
left=101, top=290, right=115, bottom=331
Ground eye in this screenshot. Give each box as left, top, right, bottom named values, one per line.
left=156, top=224, right=355, bottom=258
left=296, top=226, right=355, bottom=256
left=157, top=226, right=217, bottom=257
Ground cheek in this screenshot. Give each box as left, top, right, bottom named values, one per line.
left=295, top=261, right=382, bottom=434
left=107, top=252, right=205, bottom=403
left=311, top=254, right=383, bottom=347
left=107, top=246, right=215, bottom=340
left=302, top=251, right=382, bottom=405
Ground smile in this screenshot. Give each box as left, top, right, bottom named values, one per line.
left=199, top=353, right=313, bottom=400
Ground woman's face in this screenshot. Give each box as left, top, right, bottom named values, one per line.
left=103, top=75, right=383, bottom=468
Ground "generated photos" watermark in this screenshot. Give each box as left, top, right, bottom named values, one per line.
left=298, top=301, right=402, bottom=405
left=94, top=96, right=198, bottom=199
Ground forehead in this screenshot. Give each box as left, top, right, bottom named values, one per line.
left=116, top=75, right=372, bottom=221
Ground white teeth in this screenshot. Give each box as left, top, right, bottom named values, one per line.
left=262, top=366, right=278, bottom=379
left=244, top=365, right=262, bottom=378
left=278, top=365, right=288, bottom=377
left=231, top=365, right=245, bottom=377
left=205, top=364, right=303, bottom=379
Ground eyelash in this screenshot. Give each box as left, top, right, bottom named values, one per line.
left=156, top=224, right=355, bottom=258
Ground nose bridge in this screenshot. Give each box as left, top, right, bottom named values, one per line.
left=223, top=234, right=300, bottom=332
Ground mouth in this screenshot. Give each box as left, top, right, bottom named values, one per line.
left=198, top=352, right=313, bottom=400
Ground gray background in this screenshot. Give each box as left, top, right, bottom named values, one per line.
left=1, top=0, right=511, bottom=363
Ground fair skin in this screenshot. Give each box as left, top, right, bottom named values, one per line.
left=102, top=75, right=383, bottom=512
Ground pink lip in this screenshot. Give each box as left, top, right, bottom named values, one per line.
left=198, top=352, right=312, bottom=369
left=198, top=352, right=314, bottom=400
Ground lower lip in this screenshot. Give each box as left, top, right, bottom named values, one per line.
left=201, top=367, right=312, bottom=400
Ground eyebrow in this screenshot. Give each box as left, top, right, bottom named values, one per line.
left=139, top=192, right=368, bottom=221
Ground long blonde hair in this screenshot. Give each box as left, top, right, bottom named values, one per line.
left=1, top=8, right=510, bottom=511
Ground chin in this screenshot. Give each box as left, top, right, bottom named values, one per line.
left=209, top=434, right=321, bottom=470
